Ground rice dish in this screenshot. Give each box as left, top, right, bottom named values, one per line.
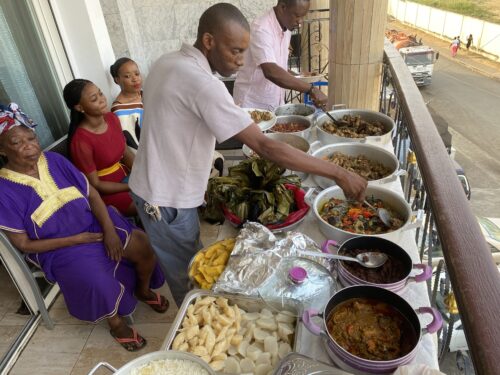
left=130, top=358, right=210, bottom=375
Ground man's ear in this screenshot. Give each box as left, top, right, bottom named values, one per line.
left=201, top=32, right=215, bottom=51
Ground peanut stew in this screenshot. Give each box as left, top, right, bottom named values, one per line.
left=327, top=298, right=414, bottom=361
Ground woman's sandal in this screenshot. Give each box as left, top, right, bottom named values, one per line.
left=140, top=291, right=169, bottom=313
left=110, top=327, right=147, bottom=352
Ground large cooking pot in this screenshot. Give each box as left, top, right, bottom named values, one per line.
left=270, top=115, right=313, bottom=140
left=242, top=132, right=310, bottom=158
left=316, top=109, right=395, bottom=146
left=274, top=103, right=317, bottom=124
left=322, top=237, right=432, bottom=293
left=87, top=350, right=215, bottom=375
left=302, top=285, right=442, bottom=374
left=307, top=185, right=421, bottom=245
left=311, top=143, right=405, bottom=189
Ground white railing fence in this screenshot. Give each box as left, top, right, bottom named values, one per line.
left=388, top=0, right=500, bottom=61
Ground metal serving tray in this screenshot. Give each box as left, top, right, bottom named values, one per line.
left=162, top=289, right=303, bottom=355
left=274, top=352, right=353, bottom=375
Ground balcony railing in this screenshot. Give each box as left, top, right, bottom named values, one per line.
left=380, top=39, right=500, bottom=375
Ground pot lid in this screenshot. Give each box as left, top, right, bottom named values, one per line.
left=258, top=256, right=336, bottom=316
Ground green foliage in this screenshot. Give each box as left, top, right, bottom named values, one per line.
left=411, top=0, right=500, bottom=24
left=202, top=158, right=301, bottom=225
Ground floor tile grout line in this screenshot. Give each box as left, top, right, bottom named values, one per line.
left=68, top=323, right=95, bottom=375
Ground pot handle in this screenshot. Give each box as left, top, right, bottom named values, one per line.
left=309, top=140, right=322, bottom=153
left=332, top=104, right=347, bottom=110
left=87, top=362, right=117, bottom=375
left=403, top=209, right=424, bottom=231
left=302, top=309, right=322, bottom=336
left=321, top=239, right=339, bottom=253
left=409, top=264, right=433, bottom=283
left=304, top=187, right=318, bottom=206
left=417, top=307, right=443, bottom=335
left=394, top=169, right=407, bottom=178
left=385, top=169, right=407, bottom=183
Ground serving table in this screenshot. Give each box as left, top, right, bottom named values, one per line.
left=215, top=138, right=439, bottom=373
left=163, top=133, right=440, bottom=373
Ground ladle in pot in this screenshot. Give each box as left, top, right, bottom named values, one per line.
left=363, top=199, right=393, bottom=227
left=319, top=107, right=343, bottom=127
left=299, top=250, right=388, bottom=268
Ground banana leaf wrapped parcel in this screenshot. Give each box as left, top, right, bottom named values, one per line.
left=203, top=158, right=303, bottom=226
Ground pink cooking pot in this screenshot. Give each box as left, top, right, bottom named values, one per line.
left=322, top=237, right=432, bottom=293
left=302, top=285, right=442, bottom=374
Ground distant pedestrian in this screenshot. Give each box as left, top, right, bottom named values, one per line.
left=466, top=34, right=473, bottom=50
left=450, top=37, right=460, bottom=57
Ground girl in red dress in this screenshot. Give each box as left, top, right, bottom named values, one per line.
left=63, top=79, right=137, bottom=216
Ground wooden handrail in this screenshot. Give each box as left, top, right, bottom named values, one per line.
left=383, top=40, right=500, bottom=375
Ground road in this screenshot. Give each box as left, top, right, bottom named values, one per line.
left=419, top=47, right=500, bottom=218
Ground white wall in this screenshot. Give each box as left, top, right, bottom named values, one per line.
left=49, top=0, right=118, bottom=102
left=100, top=0, right=276, bottom=77
left=388, top=0, right=500, bottom=61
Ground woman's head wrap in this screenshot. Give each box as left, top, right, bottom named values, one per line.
left=0, top=103, right=37, bottom=135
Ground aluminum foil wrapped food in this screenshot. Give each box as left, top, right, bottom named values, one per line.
left=213, top=222, right=334, bottom=296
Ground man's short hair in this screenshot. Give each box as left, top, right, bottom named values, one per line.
left=277, top=0, right=310, bottom=7
left=197, top=3, right=249, bottom=40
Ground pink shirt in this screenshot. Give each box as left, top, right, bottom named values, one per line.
left=233, top=8, right=291, bottom=110
left=129, top=44, right=252, bottom=208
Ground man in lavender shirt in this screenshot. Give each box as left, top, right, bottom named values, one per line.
left=234, top=0, right=327, bottom=110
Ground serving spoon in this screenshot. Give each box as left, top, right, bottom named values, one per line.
left=319, top=107, right=343, bottom=127
left=298, top=250, right=388, bottom=268
left=363, top=200, right=393, bottom=227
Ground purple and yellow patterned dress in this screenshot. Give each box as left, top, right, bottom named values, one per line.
left=0, top=151, right=164, bottom=322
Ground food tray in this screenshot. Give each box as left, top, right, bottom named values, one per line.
left=222, top=184, right=310, bottom=233
left=187, top=238, right=235, bottom=290
left=162, top=289, right=303, bottom=369
left=273, top=352, right=353, bottom=375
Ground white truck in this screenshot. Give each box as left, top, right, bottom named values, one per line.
left=398, top=45, right=439, bottom=86
left=386, top=30, right=439, bottom=86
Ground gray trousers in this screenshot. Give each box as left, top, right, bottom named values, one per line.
left=131, top=192, right=202, bottom=307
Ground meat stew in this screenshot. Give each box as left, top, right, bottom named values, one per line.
left=326, top=298, right=416, bottom=361
left=322, top=152, right=392, bottom=180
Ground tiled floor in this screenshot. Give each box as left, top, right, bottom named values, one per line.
left=1, top=149, right=239, bottom=375
left=6, top=219, right=223, bottom=375
left=0, top=267, right=30, bottom=361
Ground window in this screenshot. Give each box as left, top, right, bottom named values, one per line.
left=0, top=0, right=69, bottom=147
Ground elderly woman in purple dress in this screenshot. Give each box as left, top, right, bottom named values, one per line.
left=0, top=103, right=169, bottom=351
